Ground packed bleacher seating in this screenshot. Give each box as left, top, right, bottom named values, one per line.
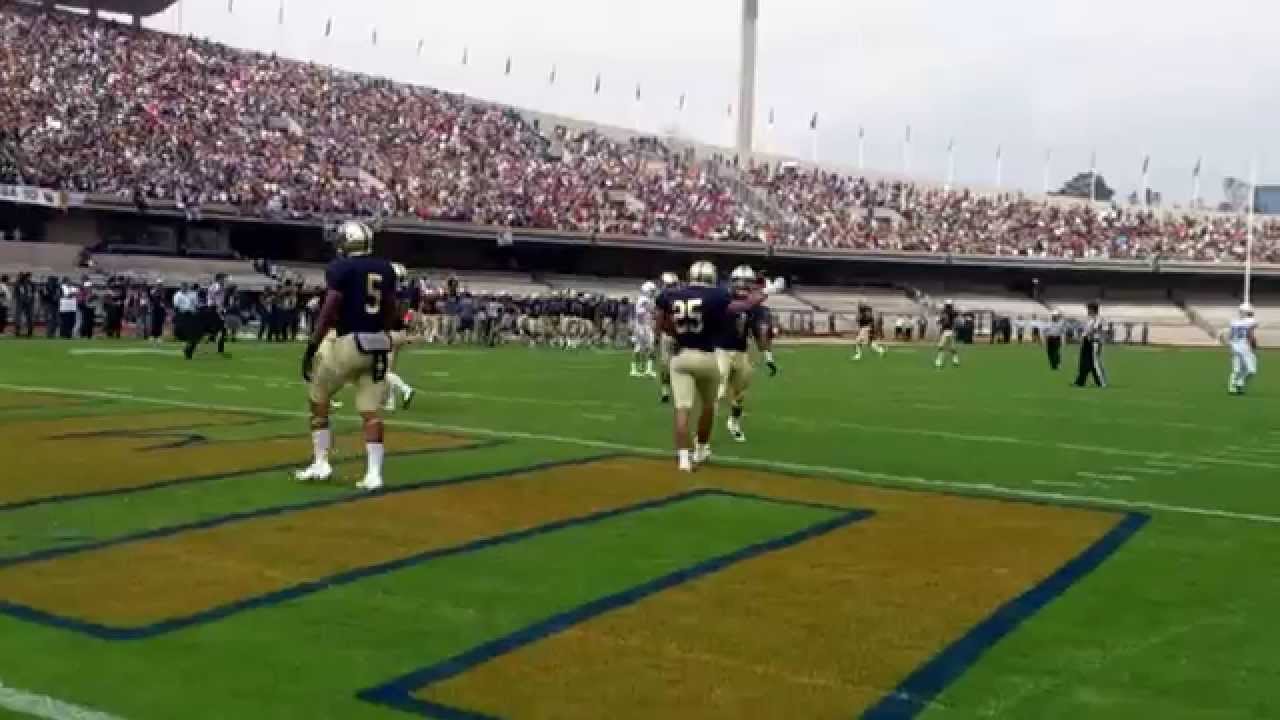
left=746, top=165, right=1280, bottom=262
left=5, top=5, right=1280, bottom=264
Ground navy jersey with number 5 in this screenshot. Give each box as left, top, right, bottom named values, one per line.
left=656, top=285, right=733, bottom=352
left=326, top=256, right=397, bottom=336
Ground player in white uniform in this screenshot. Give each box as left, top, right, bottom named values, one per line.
left=1225, top=302, right=1258, bottom=395
left=631, top=281, right=657, bottom=378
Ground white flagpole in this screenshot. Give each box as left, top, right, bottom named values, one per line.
left=945, top=140, right=955, bottom=191
left=1245, top=159, right=1257, bottom=304
left=1192, top=157, right=1202, bottom=208
left=1141, top=155, right=1151, bottom=208
left=902, top=125, right=912, bottom=175
left=857, top=127, right=865, bottom=171
left=994, top=145, right=1003, bottom=189
left=1089, top=150, right=1098, bottom=204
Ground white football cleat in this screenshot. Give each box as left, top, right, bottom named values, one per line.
left=952, top=357, right=961, bottom=367
left=678, top=459, right=694, bottom=473
left=876, top=345, right=886, bottom=357
left=356, top=475, right=384, bottom=492
left=727, top=418, right=746, bottom=443
left=295, top=461, right=333, bottom=482
left=693, top=445, right=712, bottom=465
left=630, top=369, right=644, bottom=378
left=401, top=387, right=415, bottom=410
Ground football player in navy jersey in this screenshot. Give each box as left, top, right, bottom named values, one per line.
left=935, top=299, right=960, bottom=369
left=655, top=261, right=773, bottom=472
left=716, top=266, right=777, bottom=443
left=297, top=221, right=407, bottom=491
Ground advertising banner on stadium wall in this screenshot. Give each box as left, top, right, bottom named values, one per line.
left=0, top=184, right=68, bottom=208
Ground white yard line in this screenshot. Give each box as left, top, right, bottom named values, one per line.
left=1114, top=466, right=1177, bottom=476
left=1033, top=480, right=1085, bottom=489
left=213, top=384, right=247, bottom=392
left=0, top=680, right=124, bottom=720
left=5, top=383, right=1280, bottom=526
left=1077, top=472, right=1138, bottom=483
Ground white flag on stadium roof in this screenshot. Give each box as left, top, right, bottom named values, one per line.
left=416, top=39, right=424, bottom=56
left=727, top=103, right=733, bottom=118
left=995, top=144, right=1002, bottom=161
left=810, top=112, right=819, bottom=130
left=276, top=0, right=284, bottom=25
left=768, top=107, right=775, bottom=126
left=678, top=93, right=686, bottom=111
left=905, top=124, right=911, bottom=143
left=461, top=47, right=469, bottom=65
left=858, top=126, right=865, bottom=139
left=504, top=57, right=512, bottom=76
left=371, top=28, right=378, bottom=46
left=549, top=65, right=556, bottom=85
left=593, top=73, right=601, bottom=94
left=635, top=83, right=641, bottom=102
left=947, top=137, right=955, bottom=152
left=324, top=18, right=332, bottom=37
left=227, top=0, right=233, bottom=13
left=1142, top=155, right=1150, bottom=174
left=1193, top=156, right=1202, bottom=178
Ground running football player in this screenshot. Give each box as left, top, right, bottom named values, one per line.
left=383, top=262, right=416, bottom=412
left=297, top=221, right=407, bottom=491
left=655, top=261, right=772, bottom=472
left=852, top=302, right=886, bottom=360
left=935, top=300, right=960, bottom=368
left=631, top=281, right=658, bottom=378
left=656, top=271, right=681, bottom=402
left=717, top=266, right=777, bottom=443
left=1225, top=302, right=1258, bottom=395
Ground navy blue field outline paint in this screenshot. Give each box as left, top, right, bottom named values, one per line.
left=0, top=412, right=499, bottom=513
left=860, top=512, right=1150, bottom=719
left=356, top=499, right=873, bottom=719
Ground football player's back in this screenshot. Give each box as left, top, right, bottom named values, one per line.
left=327, top=255, right=398, bottom=337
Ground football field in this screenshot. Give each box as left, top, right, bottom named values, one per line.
left=1, top=337, right=1278, bottom=719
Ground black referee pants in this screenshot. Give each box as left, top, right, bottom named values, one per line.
left=1074, top=339, right=1107, bottom=387
left=1046, top=336, right=1062, bottom=370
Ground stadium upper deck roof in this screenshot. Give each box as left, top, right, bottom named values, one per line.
left=19, top=0, right=177, bottom=18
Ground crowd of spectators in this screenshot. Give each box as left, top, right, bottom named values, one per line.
left=747, top=164, right=1280, bottom=263
left=0, top=8, right=738, bottom=239
left=3, top=6, right=1279, bottom=263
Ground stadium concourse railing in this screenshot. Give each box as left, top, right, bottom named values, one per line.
left=54, top=190, right=1280, bottom=278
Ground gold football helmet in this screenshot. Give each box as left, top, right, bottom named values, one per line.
left=688, top=261, right=717, bottom=287
left=730, top=265, right=756, bottom=289
left=335, top=221, right=374, bottom=257
left=660, top=271, right=680, bottom=289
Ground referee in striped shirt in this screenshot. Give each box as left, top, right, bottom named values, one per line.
left=1074, top=301, right=1107, bottom=387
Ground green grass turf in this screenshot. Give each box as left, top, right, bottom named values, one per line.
left=0, top=337, right=1278, bottom=718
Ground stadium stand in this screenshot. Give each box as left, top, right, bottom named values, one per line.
left=5, top=4, right=1280, bottom=264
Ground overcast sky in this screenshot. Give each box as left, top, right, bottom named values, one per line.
left=125, top=0, right=1280, bottom=204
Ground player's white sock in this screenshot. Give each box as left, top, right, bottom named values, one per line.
left=934, top=353, right=944, bottom=368
left=644, top=360, right=655, bottom=375
left=364, top=442, right=384, bottom=481
left=313, top=428, right=331, bottom=465
left=678, top=448, right=693, bottom=471
left=874, top=343, right=886, bottom=356
left=952, top=354, right=960, bottom=367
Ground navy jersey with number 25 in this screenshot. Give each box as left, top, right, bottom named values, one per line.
left=656, top=285, right=732, bottom=352
left=326, top=256, right=397, bottom=336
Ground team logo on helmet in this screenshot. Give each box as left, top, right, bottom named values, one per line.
left=335, top=221, right=374, bottom=257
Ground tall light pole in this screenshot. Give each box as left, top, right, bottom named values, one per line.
left=737, top=0, right=758, bottom=155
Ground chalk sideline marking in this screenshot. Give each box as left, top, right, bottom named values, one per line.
left=0, top=679, right=124, bottom=720
left=4, top=383, right=1280, bottom=526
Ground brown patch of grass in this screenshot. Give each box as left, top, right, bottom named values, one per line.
left=419, top=459, right=1121, bottom=719
left=0, top=459, right=695, bottom=628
